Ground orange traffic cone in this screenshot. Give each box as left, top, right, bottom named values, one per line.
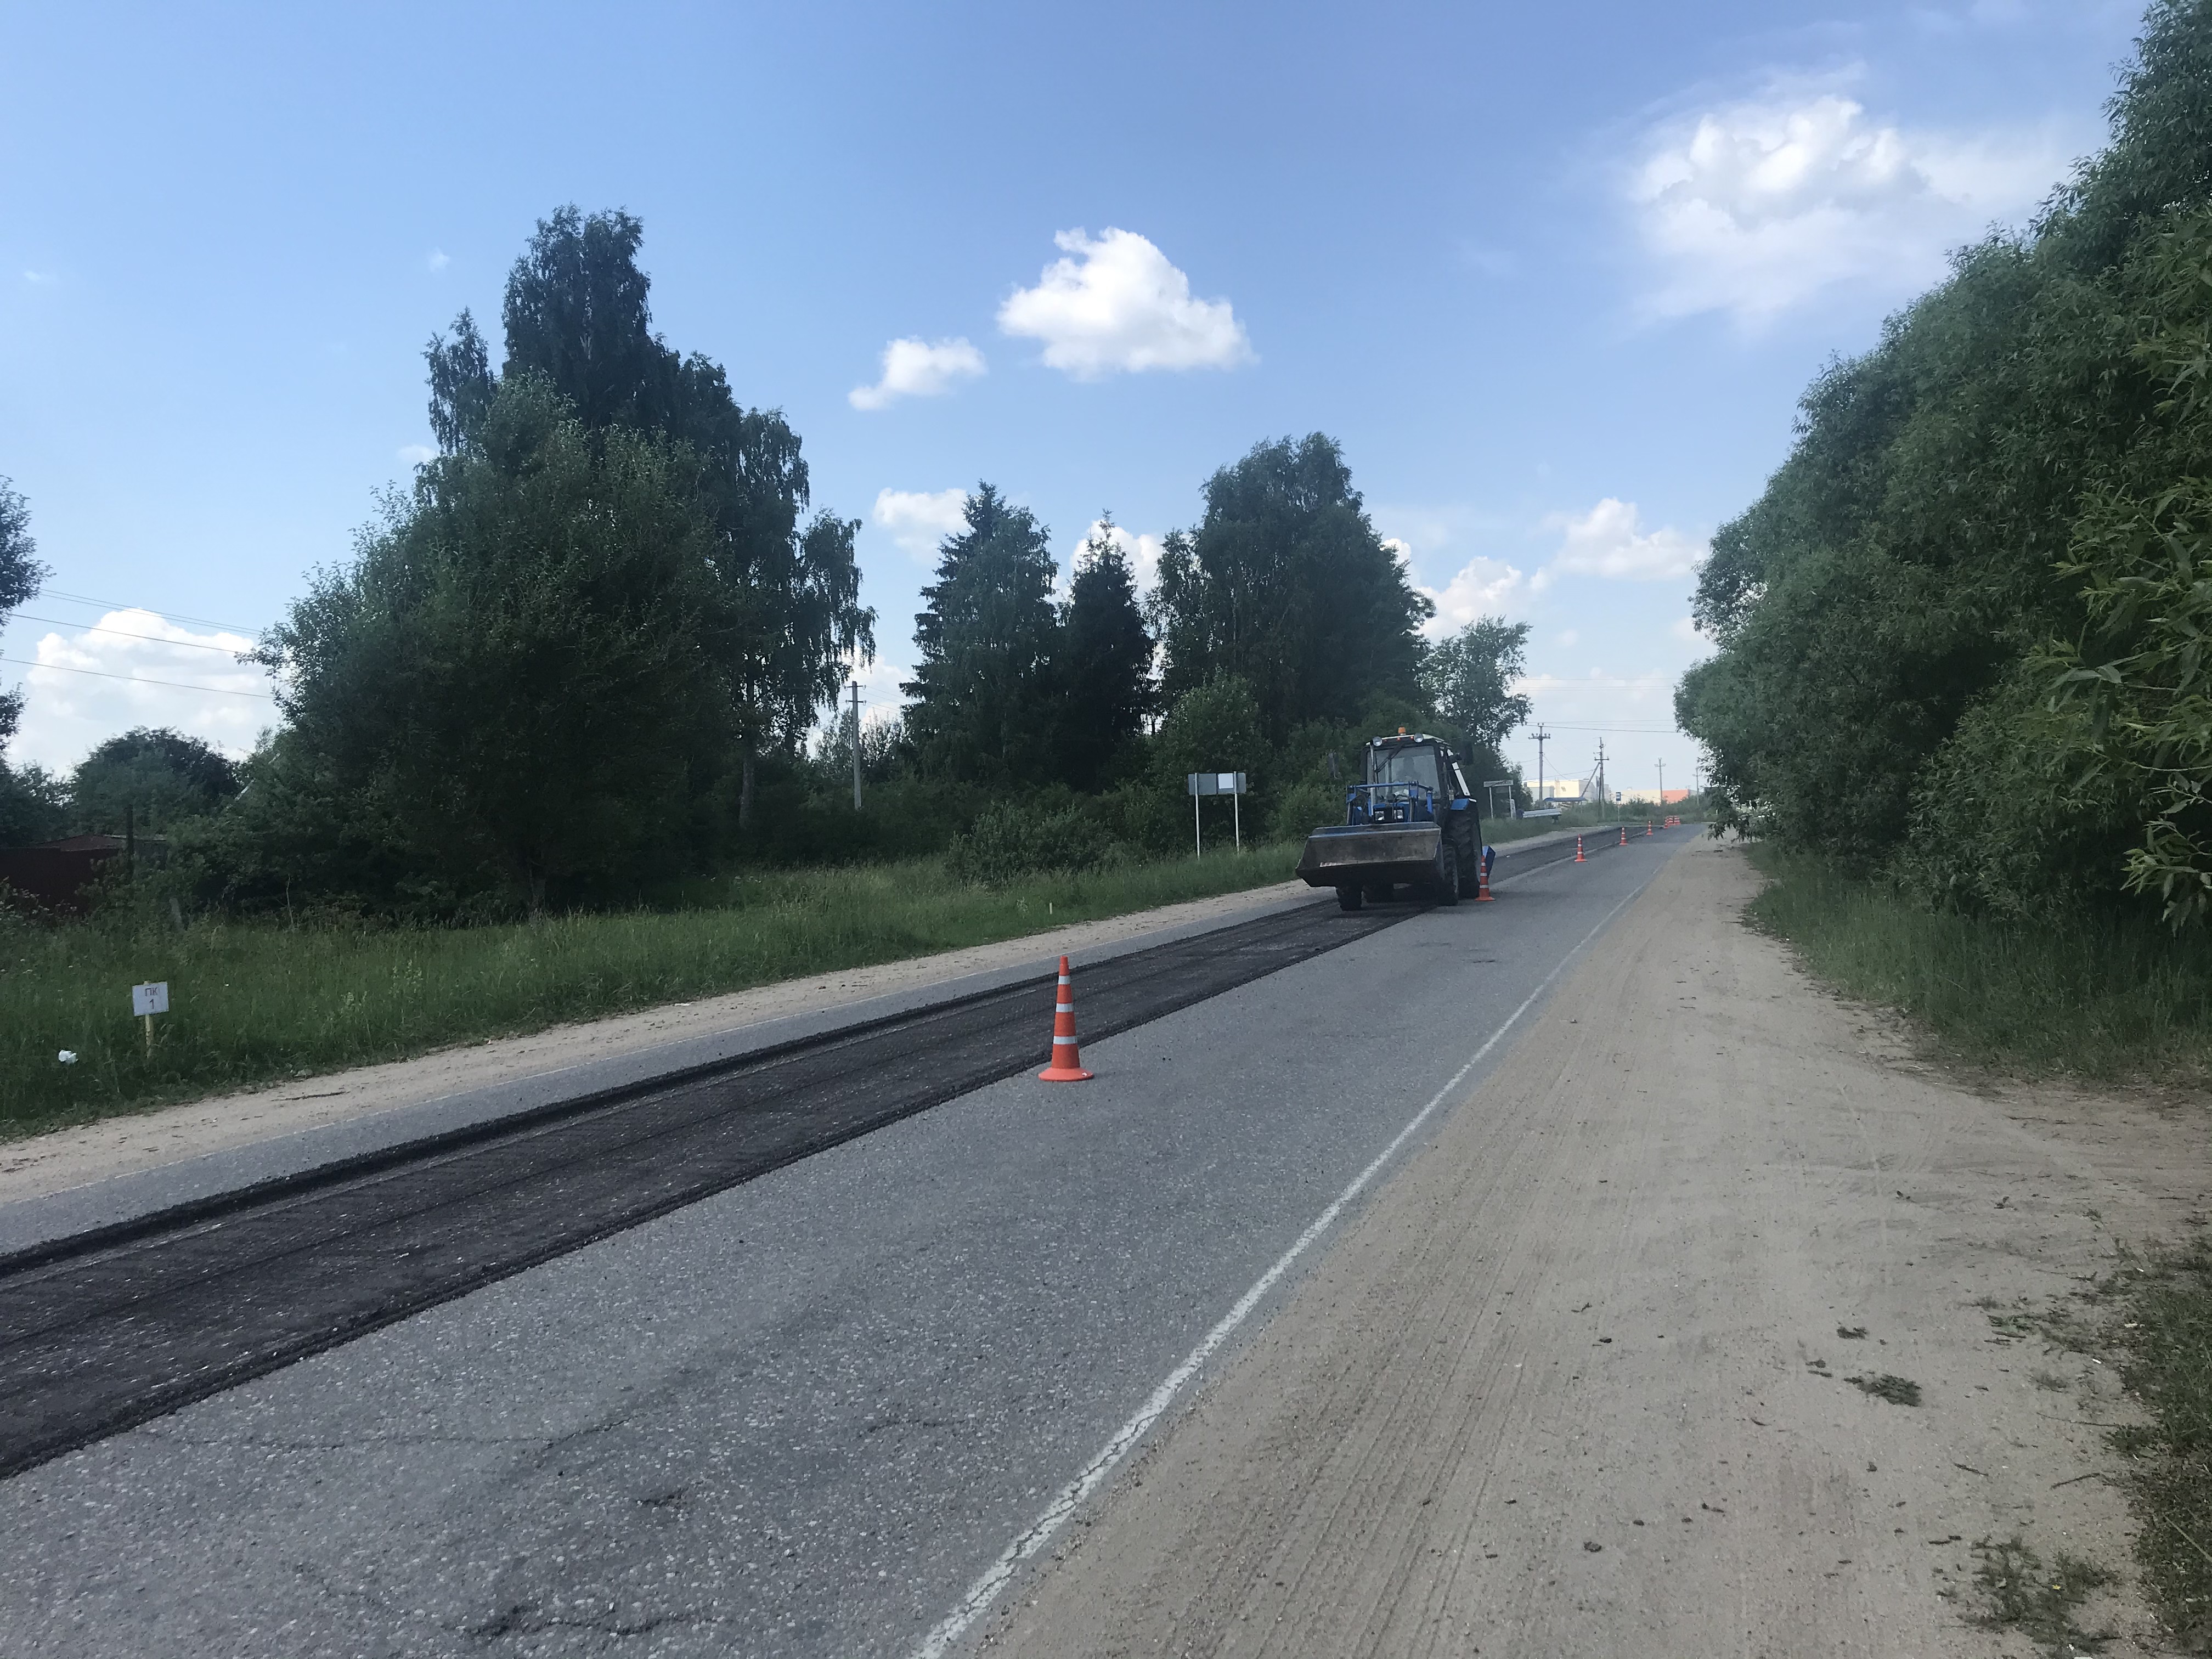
left=1475, top=856, right=1494, bottom=901
left=1645, top=819, right=1654, bottom=837
left=1618, top=826, right=1627, bottom=847
left=1574, top=836, right=1585, bottom=863
left=1038, top=955, right=1094, bottom=1082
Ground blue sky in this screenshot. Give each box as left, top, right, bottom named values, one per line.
left=0, top=0, right=2142, bottom=797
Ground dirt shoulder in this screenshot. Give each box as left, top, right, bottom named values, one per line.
left=978, top=839, right=2199, bottom=1657
left=0, top=878, right=1312, bottom=1211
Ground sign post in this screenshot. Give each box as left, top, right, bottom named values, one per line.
left=1185, top=772, right=1249, bottom=857
left=131, top=980, right=170, bottom=1056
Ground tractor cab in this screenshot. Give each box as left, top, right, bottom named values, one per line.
left=1348, top=733, right=1470, bottom=827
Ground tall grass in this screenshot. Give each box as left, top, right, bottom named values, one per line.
left=2109, top=1240, right=2212, bottom=1651
left=1746, top=844, right=2212, bottom=1084
left=0, top=846, right=1300, bottom=1137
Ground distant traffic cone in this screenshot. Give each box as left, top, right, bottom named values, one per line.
left=1475, top=855, right=1494, bottom=901
left=1619, top=826, right=1627, bottom=847
left=1645, top=819, right=1654, bottom=837
left=1038, top=955, right=1094, bottom=1082
left=1574, top=836, right=1586, bottom=863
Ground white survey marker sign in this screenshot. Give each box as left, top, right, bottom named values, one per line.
left=131, top=981, right=170, bottom=1018
left=1185, top=772, right=1246, bottom=796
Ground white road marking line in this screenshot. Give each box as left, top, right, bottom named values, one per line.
left=911, top=877, right=1650, bottom=1659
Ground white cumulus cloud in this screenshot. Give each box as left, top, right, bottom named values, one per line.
left=426, top=249, right=451, bottom=273
left=998, top=228, right=1254, bottom=379
left=10, top=611, right=274, bottom=770
left=850, top=654, right=912, bottom=715
left=1630, top=86, right=2065, bottom=323
left=1070, top=520, right=1167, bottom=592
left=396, top=444, right=437, bottom=467
left=848, top=337, right=987, bottom=410
left=1543, top=499, right=1706, bottom=585
left=1418, top=555, right=1530, bottom=638
left=872, top=487, right=970, bottom=558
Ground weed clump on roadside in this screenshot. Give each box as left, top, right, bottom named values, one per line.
left=1972, top=1533, right=2117, bottom=1656
left=1847, top=1373, right=1922, bottom=1406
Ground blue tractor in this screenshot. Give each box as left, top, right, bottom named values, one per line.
left=1295, top=731, right=1485, bottom=912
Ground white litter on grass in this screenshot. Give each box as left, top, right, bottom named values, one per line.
left=56, top=1051, right=77, bottom=1065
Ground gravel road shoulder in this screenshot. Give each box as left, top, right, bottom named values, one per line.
left=975, top=839, right=2199, bottom=1657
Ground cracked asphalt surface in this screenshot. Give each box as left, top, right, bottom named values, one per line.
left=0, top=828, right=1685, bottom=1658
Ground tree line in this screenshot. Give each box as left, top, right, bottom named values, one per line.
left=1678, top=0, right=2212, bottom=926
left=0, top=210, right=1532, bottom=917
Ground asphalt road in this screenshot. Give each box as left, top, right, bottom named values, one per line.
left=0, top=826, right=1691, bottom=1658
left=0, top=900, right=1406, bottom=1481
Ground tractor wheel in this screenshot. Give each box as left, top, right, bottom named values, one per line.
left=1335, top=884, right=1364, bottom=913
left=1455, top=834, right=1481, bottom=898
left=1434, top=840, right=1460, bottom=906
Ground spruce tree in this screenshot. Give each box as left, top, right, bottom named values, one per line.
left=1057, top=517, right=1154, bottom=789
left=904, top=485, right=1060, bottom=782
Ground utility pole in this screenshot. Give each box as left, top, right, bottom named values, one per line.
left=1595, top=739, right=1607, bottom=819
left=1656, top=758, right=1664, bottom=807
left=1533, top=725, right=1549, bottom=807
left=848, top=679, right=864, bottom=811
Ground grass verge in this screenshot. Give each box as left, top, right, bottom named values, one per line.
left=0, top=845, right=1301, bottom=1138
left=1743, top=844, right=2212, bottom=1085
left=2108, top=1241, right=2212, bottom=1651
left=1971, top=1533, right=2117, bottom=1655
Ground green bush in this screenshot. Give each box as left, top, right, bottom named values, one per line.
left=1090, top=778, right=1189, bottom=858
left=945, top=800, right=1122, bottom=885
left=1271, top=775, right=1344, bottom=840
left=1895, top=665, right=2145, bottom=919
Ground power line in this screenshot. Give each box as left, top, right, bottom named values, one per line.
left=37, top=590, right=263, bottom=636
left=1517, top=678, right=1684, bottom=689
left=5, top=613, right=256, bottom=653
left=1527, top=721, right=1680, bottom=735
left=0, top=656, right=275, bottom=700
